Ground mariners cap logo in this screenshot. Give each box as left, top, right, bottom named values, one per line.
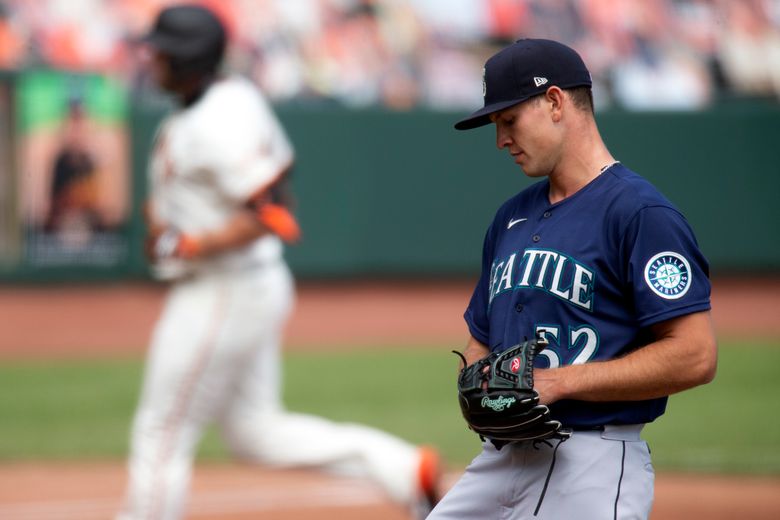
left=644, top=251, right=692, bottom=299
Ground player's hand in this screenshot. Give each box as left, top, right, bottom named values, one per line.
left=144, top=225, right=164, bottom=260
left=148, top=228, right=202, bottom=260
left=533, top=367, right=567, bottom=405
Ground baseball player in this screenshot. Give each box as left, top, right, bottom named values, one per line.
left=116, top=5, right=440, bottom=520
left=428, top=39, right=718, bottom=519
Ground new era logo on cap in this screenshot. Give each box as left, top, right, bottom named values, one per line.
left=533, top=77, right=548, bottom=87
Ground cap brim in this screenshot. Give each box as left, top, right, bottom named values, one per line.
left=454, top=97, right=529, bottom=130
left=135, top=30, right=198, bottom=58
left=137, top=31, right=178, bottom=52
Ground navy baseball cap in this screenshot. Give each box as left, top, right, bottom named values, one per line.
left=454, top=39, right=592, bottom=130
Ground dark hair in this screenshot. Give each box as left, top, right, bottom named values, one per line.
left=527, top=86, right=593, bottom=114
left=566, top=86, right=594, bottom=114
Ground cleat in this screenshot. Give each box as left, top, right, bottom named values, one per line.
left=412, top=446, right=442, bottom=519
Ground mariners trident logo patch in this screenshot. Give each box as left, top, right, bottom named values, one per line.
left=644, top=251, right=692, bottom=299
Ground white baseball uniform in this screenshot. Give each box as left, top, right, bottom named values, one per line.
left=117, top=76, right=425, bottom=520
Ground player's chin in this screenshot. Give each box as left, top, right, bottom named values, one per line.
left=512, top=155, right=534, bottom=174
left=512, top=156, right=531, bottom=175
left=519, top=158, right=553, bottom=178
left=519, top=165, right=545, bottom=178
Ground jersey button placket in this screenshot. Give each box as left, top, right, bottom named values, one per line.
left=532, top=211, right=550, bottom=243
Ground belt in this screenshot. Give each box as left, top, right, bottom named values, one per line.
left=567, top=424, right=646, bottom=441
left=567, top=425, right=605, bottom=431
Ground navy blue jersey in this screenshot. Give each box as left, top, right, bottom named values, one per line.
left=464, top=163, right=711, bottom=427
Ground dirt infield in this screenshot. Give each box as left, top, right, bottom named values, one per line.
left=0, top=462, right=778, bottom=520
left=0, top=277, right=779, bottom=519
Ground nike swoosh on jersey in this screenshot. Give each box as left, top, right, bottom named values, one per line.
left=507, top=218, right=528, bottom=229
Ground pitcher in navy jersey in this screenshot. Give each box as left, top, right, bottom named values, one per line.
left=426, top=39, right=717, bottom=520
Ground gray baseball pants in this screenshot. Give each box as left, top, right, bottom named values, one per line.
left=428, top=424, right=654, bottom=520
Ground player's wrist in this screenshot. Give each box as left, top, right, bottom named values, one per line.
left=257, top=203, right=301, bottom=243
left=553, top=362, right=603, bottom=402
left=176, top=233, right=203, bottom=259
left=152, top=229, right=204, bottom=260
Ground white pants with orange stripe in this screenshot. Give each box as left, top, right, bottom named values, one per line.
left=116, top=262, right=421, bottom=520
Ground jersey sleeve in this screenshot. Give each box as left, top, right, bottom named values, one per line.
left=195, top=83, right=294, bottom=203
left=622, top=205, right=711, bottom=327
left=464, top=223, right=496, bottom=345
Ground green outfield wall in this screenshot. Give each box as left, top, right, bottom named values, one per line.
left=3, top=97, right=779, bottom=280
left=277, top=102, right=780, bottom=277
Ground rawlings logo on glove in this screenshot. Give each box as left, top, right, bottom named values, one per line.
left=453, top=335, right=570, bottom=449
left=481, top=395, right=516, bottom=411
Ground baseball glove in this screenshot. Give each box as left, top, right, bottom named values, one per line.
left=453, top=336, right=570, bottom=449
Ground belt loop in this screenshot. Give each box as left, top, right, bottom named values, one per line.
left=601, top=424, right=645, bottom=441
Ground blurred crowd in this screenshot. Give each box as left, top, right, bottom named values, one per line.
left=1, top=0, right=780, bottom=111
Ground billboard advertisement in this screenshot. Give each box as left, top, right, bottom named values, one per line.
left=12, top=70, right=130, bottom=269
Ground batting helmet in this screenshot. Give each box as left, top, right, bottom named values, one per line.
left=141, top=4, right=227, bottom=77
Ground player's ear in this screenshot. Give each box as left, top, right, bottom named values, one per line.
left=545, top=87, right=564, bottom=122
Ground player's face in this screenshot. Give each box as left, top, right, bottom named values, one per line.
left=490, top=96, right=563, bottom=178
left=147, top=49, right=177, bottom=92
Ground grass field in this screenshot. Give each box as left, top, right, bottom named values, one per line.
left=0, top=340, right=778, bottom=474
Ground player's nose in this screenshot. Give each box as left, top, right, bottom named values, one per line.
left=495, top=127, right=512, bottom=149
